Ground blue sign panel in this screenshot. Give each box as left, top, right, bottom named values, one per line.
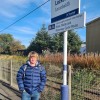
left=48, top=24, right=55, bottom=30
left=51, top=8, right=79, bottom=23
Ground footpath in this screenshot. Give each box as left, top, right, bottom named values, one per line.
left=0, top=81, right=21, bottom=100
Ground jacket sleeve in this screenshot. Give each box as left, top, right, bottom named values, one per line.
left=38, top=67, right=47, bottom=92
left=16, top=65, right=24, bottom=91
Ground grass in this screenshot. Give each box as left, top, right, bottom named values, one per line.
left=42, top=53, right=100, bottom=69
left=0, top=53, right=100, bottom=69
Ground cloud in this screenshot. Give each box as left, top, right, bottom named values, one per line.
left=10, top=26, right=36, bottom=47
left=32, top=0, right=51, bottom=16
left=0, top=10, right=16, bottom=18
left=0, top=0, right=33, bottom=18
left=41, top=1, right=51, bottom=16
left=7, top=0, right=31, bottom=6
left=13, top=26, right=36, bottom=35
left=0, top=0, right=51, bottom=20
left=26, top=16, right=50, bottom=27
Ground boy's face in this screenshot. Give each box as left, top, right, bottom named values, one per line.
left=29, top=56, right=37, bottom=64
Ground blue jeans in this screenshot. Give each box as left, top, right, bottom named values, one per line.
left=21, top=91, right=40, bottom=100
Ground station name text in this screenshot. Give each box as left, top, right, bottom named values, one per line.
left=55, top=0, right=66, bottom=5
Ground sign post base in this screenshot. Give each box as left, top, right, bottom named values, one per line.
left=61, top=85, right=69, bottom=100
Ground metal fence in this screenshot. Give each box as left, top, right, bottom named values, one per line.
left=71, top=68, right=100, bottom=100
left=0, top=60, right=100, bottom=100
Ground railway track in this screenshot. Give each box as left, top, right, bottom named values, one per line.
left=0, top=93, right=11, bottom=100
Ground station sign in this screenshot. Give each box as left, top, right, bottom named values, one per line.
left=48, top=12, right=86, bottom=33
left=51, top=0, right=80, bottom=23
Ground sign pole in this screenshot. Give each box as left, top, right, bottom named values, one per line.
left=49, top=0, right=85, bottom=99
left=61, top=31, right=69, bottom=100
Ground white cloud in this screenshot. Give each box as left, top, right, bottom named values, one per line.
left=32, top=0, right=51, bottom=16
left=41, top=5, right=51, bottom=16
left=0, top=0, right=33, bottom=18
left=26, top=17, right=50, bottom=27
left=7, top=0, right=30, bottom=6
left=10, top=26, right=36, bottom=47
left=0, top=0, right=50, bottom=18
left=0, top=0, right=50, bottom=19
left=0, top=10, right=16, bottom=18
left=13, top=26, right=36, bottom=35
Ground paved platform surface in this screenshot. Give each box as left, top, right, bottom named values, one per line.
left=0, top=81, right=21, bottom=100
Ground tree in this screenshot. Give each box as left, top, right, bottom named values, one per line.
left=51, top=30, right=82, bottom=53
left=0, top=33, right=25, bottom=54
left=27, top=24, right=51, bottom=53
left=10, top=40, right=26, bottom=54
left=50, top=33, right=63, bottom=52
left=0, top=34, right=13, bottom=54
left=68, top=30, right=82, bottom=53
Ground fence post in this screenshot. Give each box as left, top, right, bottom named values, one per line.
left=68, top=65, right=71, bottom=100
left=10, top=60, right=13, bottom=86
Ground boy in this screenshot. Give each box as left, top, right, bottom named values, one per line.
left=16, top=51, right=46, bottom=100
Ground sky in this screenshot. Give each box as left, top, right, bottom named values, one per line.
left=0, top=0, right=100, bottom=47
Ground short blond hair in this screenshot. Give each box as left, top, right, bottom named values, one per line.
left=28, top=51, right=39, bottom=60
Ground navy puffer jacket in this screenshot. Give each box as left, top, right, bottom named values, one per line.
left=16, top=61, right=46, bottom=95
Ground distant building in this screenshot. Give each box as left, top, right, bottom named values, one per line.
left=80, top=43, right=86, bottom=54
left=16, top=49, right=27, bottom=56
left=86, top=17, right=100, bottom=53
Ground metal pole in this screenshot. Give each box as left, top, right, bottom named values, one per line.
left=63, top=31, right=67, bottom=85
left=61, top=31, right=69, bottom=100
